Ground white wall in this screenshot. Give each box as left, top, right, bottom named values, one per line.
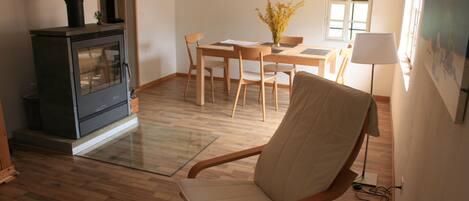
left=136, top=0, right=177, bottom=85
left=24, top=0, right=98, bottom=29
left=175, top=0, right=404, bottom=96
left=0, top=0, right=98, bottom=136
left=391, top=0, right=469, bottom=199
left=391, top=46, right=469, bottom=200
left=0, top=0, right=35, bottom=137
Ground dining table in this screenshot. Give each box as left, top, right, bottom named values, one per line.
left=195, top=40, right=338, bottom=106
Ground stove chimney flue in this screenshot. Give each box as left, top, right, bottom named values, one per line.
left=65, top=0, right=85, bottom=27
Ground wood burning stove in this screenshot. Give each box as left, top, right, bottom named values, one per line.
left=31, top=24, right=130, bottom=139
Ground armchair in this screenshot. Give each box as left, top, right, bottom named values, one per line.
left=179, top=72, right=380, bottom=201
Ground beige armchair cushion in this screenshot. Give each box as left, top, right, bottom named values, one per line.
left=179, top=180, right=272, bottom=201
left=254, top=72, right=379, bottom=201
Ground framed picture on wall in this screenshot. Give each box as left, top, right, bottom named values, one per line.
left=420, top=0, right=469, bottom=123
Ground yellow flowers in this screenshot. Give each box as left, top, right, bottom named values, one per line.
left=256, top=0, right=304, bottom=46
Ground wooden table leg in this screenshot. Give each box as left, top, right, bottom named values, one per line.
left=224, top=57, right=231, bottom=95
left=196, top=48, right=205, bottom=106
left=318, top=60, right=325, bottom=77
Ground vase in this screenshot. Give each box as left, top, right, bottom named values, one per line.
left=272, top=32, right=281, bottom=47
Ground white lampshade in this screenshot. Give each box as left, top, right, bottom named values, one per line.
left=351, top=33, right=398, bottom=65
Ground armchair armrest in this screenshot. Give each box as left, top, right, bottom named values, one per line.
left=298, top=169, right=358, bottom=201
left=188, top=145, right=265, bottom=178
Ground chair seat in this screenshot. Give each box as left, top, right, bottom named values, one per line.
left=204, top=60, right=226, bottom=69
left=243, top=71, right=276, bottom=81
left=264, top=64, right=295, bottom=73
left=179, top=179, right=272, bottom=201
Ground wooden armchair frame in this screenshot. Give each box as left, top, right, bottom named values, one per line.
left=0, top=103, right=18, bottom=184
left=186, top=113, right=370, bottom=201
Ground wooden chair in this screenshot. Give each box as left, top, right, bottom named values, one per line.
left=178, top=72, right=380, bottom=201
left=231, top=45, right=278, bottom=122
left=184, top=33, right=226, bottom=103
left=264, top=36, right=304, bottom=98
left=328, top=44, right=353, bottom=85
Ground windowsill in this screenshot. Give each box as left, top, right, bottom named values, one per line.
left=324, top=37, right=353, bottom=43
left=399, top=54, right=412, bottom=92
left=323, top=38, right=354, bottom=47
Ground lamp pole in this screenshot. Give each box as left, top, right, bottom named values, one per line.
left=361, top=64, right=375, bottom=179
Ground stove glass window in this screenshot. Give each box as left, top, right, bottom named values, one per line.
left=78, top=42, right=122, bottom=95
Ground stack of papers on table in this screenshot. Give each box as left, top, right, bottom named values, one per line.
left=220, top=39, right=260, bottom=46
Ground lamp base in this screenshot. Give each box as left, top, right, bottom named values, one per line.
left=353, top=171, right=378, bottom=187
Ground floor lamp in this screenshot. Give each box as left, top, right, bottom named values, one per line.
left=351, top=33, right=398, bottom=186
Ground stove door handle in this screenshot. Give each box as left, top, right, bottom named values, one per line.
left=124, top=62, right=132, bottom=80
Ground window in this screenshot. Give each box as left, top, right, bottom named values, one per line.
left=399, top=0, right=423, bottom=65
left=326, top=0, right=372, bottom=41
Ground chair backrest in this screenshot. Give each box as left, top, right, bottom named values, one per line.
left=234, top=45, right=272, bottom=80
left=185, top=33, right=205, bottom=67
left=280, top=36, right=304, bottom=46
left=254, top=72, right=379, bottom=201
left=335, top=45, right=353, bottom=84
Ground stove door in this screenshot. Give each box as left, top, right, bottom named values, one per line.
left=72, top=34, right=128, bottom=119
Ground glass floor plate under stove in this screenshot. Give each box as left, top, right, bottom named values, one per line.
left=77, top=121, right=218, bottom=176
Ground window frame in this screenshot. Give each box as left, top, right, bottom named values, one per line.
left=399, top=0, right=423, bottom=67
left=325, top=0, right=373, bottom=42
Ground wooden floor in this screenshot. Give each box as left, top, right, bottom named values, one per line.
left=0, top=77, right=393, bottom=201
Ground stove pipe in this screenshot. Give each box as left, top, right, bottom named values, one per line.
left=64, top=0, right=85, bottom=27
